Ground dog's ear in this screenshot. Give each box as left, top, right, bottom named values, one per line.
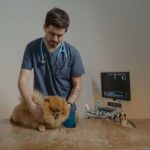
left=44, top=97, right=50, bottom=103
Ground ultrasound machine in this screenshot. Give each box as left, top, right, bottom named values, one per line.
left=86, top=72, right=130, bottom=122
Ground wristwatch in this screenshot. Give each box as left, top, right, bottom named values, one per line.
left=67, top=101, right=73, bottom=106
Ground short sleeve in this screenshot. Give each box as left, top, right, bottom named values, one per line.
left=21, top=44, right=33, bottom=70
left=71, top=49, right=85, bottom=77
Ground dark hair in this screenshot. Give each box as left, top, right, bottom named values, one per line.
left=44, top=8, right=70, bottom=32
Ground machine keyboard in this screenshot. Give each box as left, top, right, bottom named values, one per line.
left=86, top=106, right=122, bottom=118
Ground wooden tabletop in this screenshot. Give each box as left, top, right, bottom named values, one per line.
left=0, top=118, right=150, bottom=150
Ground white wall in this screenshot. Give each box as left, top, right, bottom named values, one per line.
left=0, top=0, right=150, bottom=120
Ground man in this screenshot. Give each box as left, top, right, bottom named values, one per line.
left=18, top=8, right=85, bottom=128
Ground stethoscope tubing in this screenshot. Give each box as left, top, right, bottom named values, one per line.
left=40, top=38, right=67, bottom=64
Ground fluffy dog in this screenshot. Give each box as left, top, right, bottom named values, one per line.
left=10, top=91, right=69, bottom=132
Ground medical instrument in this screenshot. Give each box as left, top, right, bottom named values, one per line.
left=40, top=38, right=68, bottom=64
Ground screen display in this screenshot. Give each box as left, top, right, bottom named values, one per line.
left=101, top=72, right=131, bottom=100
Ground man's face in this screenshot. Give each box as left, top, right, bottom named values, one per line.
left=44, top=25, right=66, bottom=49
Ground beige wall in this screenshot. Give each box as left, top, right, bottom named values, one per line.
left=0, top=0, right=150, bottom=120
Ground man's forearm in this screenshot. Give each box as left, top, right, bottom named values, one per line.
left=18, top=80, right=34, bottom=109
left=67, top=87, right=80, bottom=105
left=18, top=69, right=34, bottom=109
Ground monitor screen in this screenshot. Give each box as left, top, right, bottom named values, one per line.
left=101, top=72, right=131, bottom=101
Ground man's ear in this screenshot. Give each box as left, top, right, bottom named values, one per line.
left=43, top=24, right=46, bottom=32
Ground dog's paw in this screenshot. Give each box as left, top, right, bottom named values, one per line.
left=39, top=125, right=46, bottom=132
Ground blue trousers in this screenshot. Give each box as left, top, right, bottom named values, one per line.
left=63, top=111, right=76, bottom=128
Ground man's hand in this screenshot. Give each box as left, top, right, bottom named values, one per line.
left=18, top=69, right=45, bottom=123
left=29, top=103, right=45, bottom=123
left=67, top=103, right=71, bottom=110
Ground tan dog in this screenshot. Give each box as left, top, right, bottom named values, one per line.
left=10, top=91, right=69, bottom=132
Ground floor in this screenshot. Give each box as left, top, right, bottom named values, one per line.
left=0, top=118, right=150, bottom=150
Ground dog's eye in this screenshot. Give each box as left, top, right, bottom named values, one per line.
left=49, top=108, right=55, bottom=112
left=49, top=107, right=59, bottom=112
left=49, top=106, right=53, bottom=111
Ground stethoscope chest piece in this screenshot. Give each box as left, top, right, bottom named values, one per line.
left=40, top=59, right=46, bottom=64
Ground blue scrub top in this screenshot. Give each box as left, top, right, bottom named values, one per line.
left=21, top=38, right=85, bottom=112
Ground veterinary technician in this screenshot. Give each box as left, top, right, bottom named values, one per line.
left=18, top=7, right=85, bottom=128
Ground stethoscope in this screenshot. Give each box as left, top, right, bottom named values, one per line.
left=40, top=38, right=68, bottom=65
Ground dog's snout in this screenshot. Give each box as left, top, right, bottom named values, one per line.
left=54, top=113, right=59, bottom=119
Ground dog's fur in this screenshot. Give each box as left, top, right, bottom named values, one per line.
left=10, top=91, right=69, bottom=132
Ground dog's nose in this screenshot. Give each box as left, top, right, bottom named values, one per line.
left=54, top=113, right=59, bottom=119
